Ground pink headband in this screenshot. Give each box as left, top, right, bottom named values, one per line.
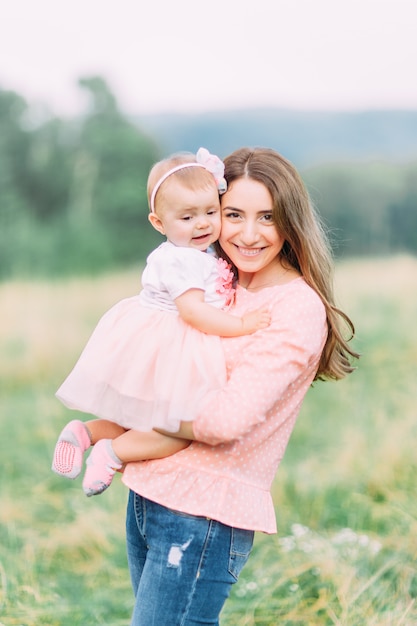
left=149, top=147, right=227, bottom=213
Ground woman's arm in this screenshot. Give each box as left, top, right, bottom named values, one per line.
left=175, top=289, right=270, bottom=337
left=164, top=288, right=328, bottom=446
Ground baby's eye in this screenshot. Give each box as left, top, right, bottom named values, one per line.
left=181, top=215, right=192, bottom=221
left=207, top=208, right=219, bottom=215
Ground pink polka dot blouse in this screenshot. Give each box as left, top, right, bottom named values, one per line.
left=122, top=278, right=327, bottom=534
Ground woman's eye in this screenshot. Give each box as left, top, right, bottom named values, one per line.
left=262, top=214, right=274, bottom=222
left=225, top=212, right=240, bottom=219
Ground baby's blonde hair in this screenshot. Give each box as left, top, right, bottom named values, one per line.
left=147, top=153, right=217, bottom=215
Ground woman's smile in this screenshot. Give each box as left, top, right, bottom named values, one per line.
left=235, top=246, right=265, bottom=257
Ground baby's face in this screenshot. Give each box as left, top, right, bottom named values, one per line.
left=158, top=179, right=221, bottom=251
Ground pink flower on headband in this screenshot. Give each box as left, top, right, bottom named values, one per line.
left=196, top=147, right=227, bottom=194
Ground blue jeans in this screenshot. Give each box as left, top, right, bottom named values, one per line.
left=125, top=491, right=254, bottom=625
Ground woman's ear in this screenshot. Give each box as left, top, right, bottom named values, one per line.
left=148, top=212, right=166, bottom=235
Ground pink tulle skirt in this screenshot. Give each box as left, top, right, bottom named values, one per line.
left=56, top=295, right=226, bottom=432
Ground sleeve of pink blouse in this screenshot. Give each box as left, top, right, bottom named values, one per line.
left=192, top=285, right=328, bottom=445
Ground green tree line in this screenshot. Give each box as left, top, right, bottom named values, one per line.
left=303, top=161, right=417, bottom=257
left=0, top=77, right=162, bottom=279
left=0, top=77, right=416, bottom=280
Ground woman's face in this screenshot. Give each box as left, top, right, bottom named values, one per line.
left=219, top=178, right=285, bottom=278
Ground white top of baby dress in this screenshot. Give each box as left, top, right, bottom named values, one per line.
left=138, top=241, right=234, bottom=313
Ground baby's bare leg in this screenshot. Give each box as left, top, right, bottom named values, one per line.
left=112, top=429, right=189, bottom=463
left=85, top=418, right=127, bottom=444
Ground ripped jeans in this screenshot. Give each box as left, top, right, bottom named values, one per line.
left=125, top=491, right=254, bottom=625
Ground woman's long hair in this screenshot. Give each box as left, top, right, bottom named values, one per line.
left=219, top=147, right=359, bottom=380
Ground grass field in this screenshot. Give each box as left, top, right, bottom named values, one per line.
left=1, top=256, right=416, bottom=625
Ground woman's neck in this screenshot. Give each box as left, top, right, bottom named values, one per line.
left=238, top=261, right=300, bottom=292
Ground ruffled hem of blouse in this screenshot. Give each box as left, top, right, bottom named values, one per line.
left=122, top=458, right=277, bottom=534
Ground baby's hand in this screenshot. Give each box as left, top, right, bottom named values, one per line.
left=241, top=306, right=271, bottom=334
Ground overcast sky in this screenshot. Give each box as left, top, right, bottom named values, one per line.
left=1, top=0, right=416, bottom=117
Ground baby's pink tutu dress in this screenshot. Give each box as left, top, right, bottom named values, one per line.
left=56, top=242, right=235, bottom=432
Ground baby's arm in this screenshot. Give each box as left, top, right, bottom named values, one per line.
left=175, top=289, right=270, bottom=337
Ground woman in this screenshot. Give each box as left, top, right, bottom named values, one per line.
left=122, top=147, right=358, bottom=625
